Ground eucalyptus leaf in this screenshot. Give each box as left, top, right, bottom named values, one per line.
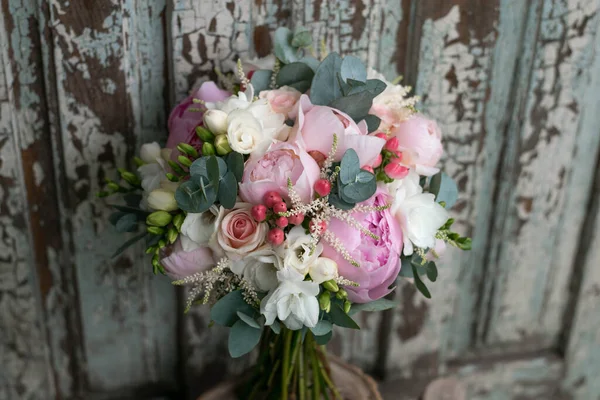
left=207, top=156, right=221, bottom=192
left=228, top=319, right=262, bottom=358
left=426, top=262, right=438, bottom=282
left=291, top=29, right=312, bottom=48
left=328, top=193, right=355, bottom=210
left=226, top=152, right=244, bottom=182
left=347, top=79, right=386, bottom=96
left=412, top=265, right=432, bottom=299
left=111, top=232, right=147, bottom=258
left=314, top=331, right=333, bottom=345
left=310, top=320, right=333, bottom=336
left=298, top=56, right=320, bottom=72
left=328, top=304, right=360, bottom=329
left=236, top=311, right=260, bottom=329
left=328, top=91, right=375, bottom=122
left=309, top=52, right=343, bottom=105
left=115, top=213, right=138, bottom=233
left=270, top=320, right=281, bottom=334
left=360, top=114, right=381, bottom=132
left=348, top=299, right=398, bottom=315
left=276, top=62, right=315, bottom=93
left=250, top=70, right=273, bottom=93
left=189, top=157, right=208, bottom=178
left=175, top=180, right=215, bottom=213
left=273, top=27, right=298, bottom=64
left=356, top=170, right=375, bottom=184
left=218, top=171, right=238, bottom=209
left=429, top=172, right=458, bottom=209
left=340, top=55, right=367, bottom=83
left=109, top=211, right=127, bottom=226
left=340, top=149, right=360, bottom=185
left=210, top=290, right=255, bottom=327
left=340, top=179, right=376, bottom=204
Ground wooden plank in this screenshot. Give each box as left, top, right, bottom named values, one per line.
left=485, top=0, right=600, bottom=347
left=44, top=0, right=177, bottom=393
left=384, top=0, right=535, bottom=377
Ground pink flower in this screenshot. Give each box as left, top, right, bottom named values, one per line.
left=391, top=114, right=443, bottom=176
left=166, top=81, right=230, bottom=149
left=214, top=203, right=268, bottom=260
left=321, top=188, right=403, bottom=303
left=290, top=95, right=385, bottom=167
left=239, top=142, right=320, bottom=205
left=161, top=239, right=215, bottom=280
left=260, top=86, right=302, bottom=117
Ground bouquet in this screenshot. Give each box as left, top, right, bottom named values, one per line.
left=99, top=27, right=470, bottom=399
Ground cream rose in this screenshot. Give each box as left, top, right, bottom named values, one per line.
left=260, top=86, right=302, bottom=116
left=226, top=109, right=267, bottom=154
left=214, top=203, right=268, bottom=259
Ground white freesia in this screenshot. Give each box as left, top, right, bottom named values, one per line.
left=137, top=142, right=170, bottom=192
left=203, top=109, right=228, bottom=135
left=207, top=85, right=254, bottom=113
left=230, top=248, right=281, bottom=292
left=276, top=226, right=323, bottom=276
left=180, top=205, right=220, bottom=252
left=139, top=142, right=161, bottom=163
left=261, top=268, right=320, bottom=330
left=308, top=257, right=338, bottom=284
left=147, top=189, right=178, bottom=211
left=389, top=170, right=448, bottom=255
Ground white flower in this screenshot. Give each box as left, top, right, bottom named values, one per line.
left=389, top=170, right=448, bottom=255
left=147, top=189, right=178, bottom=211
left=140, top=142, right=161, bottom=163
left=308, top=257, right=338, bottom=284
left=276, top=226, right=323, bottom=276
left=180, top=206, right=220, bottom=251
left=137, top=142, right=171, bottom=192
left=207, top=85, right=254, bottom=113
left=203, top=109, right=228, bottom=135
left=230, top=248, right=281, bottom=292
left=226, top=109, right=265, bottom=154
left=261, top=268, right=320, bottom=330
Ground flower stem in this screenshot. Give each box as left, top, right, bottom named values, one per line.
left=281, top=329, right=293, bottom=400
left=298, top=339, right=306, bottom=400
left=309, top=335, right=321, bottom=400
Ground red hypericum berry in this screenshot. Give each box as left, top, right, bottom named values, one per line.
left=384, top=162, right=410, bottom=179
left=385, top=137, right=400, bottom=151
left=372, top=154, right=383, bottom=168
left=288, top=213, right=305, bottom=225
left=264, top=191, right=283, bottom=208
left=267, top=228, right=285, bottom=245
left=309, top=220, right=328, bottom=234
left=374, top=132, right=387, bottom=140
left=275, top=216, right=289, bottom=228
left=362, top=165, right=374, bottom=174
left=251, top=204, right=267, bottom=222
left=394, top=151, right=403, bottom=161
left=272, top=201, right=287, bottom=214
left=314, top=179, right=332, bottom=197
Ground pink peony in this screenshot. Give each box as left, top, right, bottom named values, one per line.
left=321, top=188, right=403, bottom=303
left=215, top=203, right=268, bottom=260
left=260, top=86, right=302, bottom=117
left=239, top=142, right=320, bottom=205
left=161, top=239, right=215, bottom=280
left=391, top=114, right=443, bottom=176
left=290, top=95, right=385, bottom=167
left=166, top=81, right=230, bottom=149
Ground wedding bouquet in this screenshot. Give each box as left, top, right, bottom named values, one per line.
left=100, top=27, right=470, bottom=399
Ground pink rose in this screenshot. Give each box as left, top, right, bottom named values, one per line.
left=215, top=203, right=268, bottom=260
left=161, top=239, right=215, bottom=280
left=391, top=114, right=443, bottom=176
left=260, top=86, right=302, bottom=116
left=290, top=95, right=385, bottom=167
left=321, top=188, right=403, bottom=303
left=166, top=81, right=230, bottom=149
left=239, top=142, right=320, bottom=205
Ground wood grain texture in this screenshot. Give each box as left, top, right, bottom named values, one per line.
left=485, top=0, right=600, bottom=347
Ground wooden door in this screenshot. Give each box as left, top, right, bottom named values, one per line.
left=1, top=1, right=599, bottom=399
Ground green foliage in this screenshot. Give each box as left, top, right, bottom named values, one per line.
left=228, top=319, right=262, bottom=358
left=330, top=149, right=377, bottom=210
left=291, top=28, right=312, bottom=48
left=276, top=62, right=315, bottom=93
left=237, top=311, right=261, bottom=329
left=437, top=218, right=472, bottom=251
left=429, top=172, right=458, bottom=209
left=226, top=152, right=244, bottom=182
left=399, top=253, right=438, bottom=299
left=309, top=52, right=344, bottom=105
left=210, top=290, right=256, bottom=327
left=328, top=304, right=360, bottom=329
left=314, top=331, right=333, bottom=345
left=309, top=320, right=333, bottom=336
left=340, top=55, right=367, bottom=83
left=348, top=299, right=398, bottom=315
left=250, top=69, right=273, bottom=93
left=274, top=27, right=299, bottom=64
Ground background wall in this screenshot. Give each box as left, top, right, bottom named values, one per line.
left=1, top=1, right=599, bottom=399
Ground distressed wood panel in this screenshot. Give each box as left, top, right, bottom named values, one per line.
left=44, top=0, right=178, bottom=394
left=486, top=0, right=600, bottom=347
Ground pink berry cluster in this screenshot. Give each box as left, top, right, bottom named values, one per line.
left=251, top=191, right=305, bottom=246
left=373, top=132, right=409, bottom=181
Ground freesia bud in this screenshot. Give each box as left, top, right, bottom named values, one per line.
left=177, top=155, right=192, bottom=168
left=166, top=227, right=178, bottom=244
left=172, top=213, right=185, bottom=231
left=336, top=288, right=348, bottom=300
left=308, top=257, right=338, bottom=284
left=203, top=109, right=229, bottom=135
left=147, top=189, right=178, bottom=211
left=146, top=211, right=173, bottom=227
left=140, top=142, right=161, bottom=163
left=322, top=279, right=339, bottom=293
left=202, top=142, right=216, bottom=156
left=214, top=135, right=232, bottom=155
left=195, top=126, right=215, bottom=142
left=147, top=226, right=165, bottom=235
left=318, top=292, right=331, bottom=312
left=177, top=143, right=198, bottom=158
left=343, top=300, right=351, bottom=314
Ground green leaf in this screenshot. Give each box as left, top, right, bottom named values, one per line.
left=314, top=331, right=333, bottom=345
left=111, top=204, right=149, bottom=217
left=270, top=320, right=281, bottom=334
left=309, top=52, right=343, bottom=105
left=115, top=213, right=138, bottom=233
left=426, top=262, right=438, bottom=282
left=109, top=211, right=127, bottom=226
left=210, top=290, right=255, bottom=327
left=348, top=299, right=398, bottom=315
left=398, top=257, right=415, bottom=278
left=412, top=264, right=432, bottom=299
left=429, top=172, right=458, bottom=209
left=218, top=171, right=238, bottom=209
left=328, top=193, right=355, bottom=210
left=348, top=79, right=386, bottom=96
left=298, top=56, right=320, bottom=72
left=250, top=69, right=273, bottom=93
left=274, top=27, right=298, bottom=64
left=228, top=319, right=262, bottom=358
left=310, top=320, right=333, bottom=336
left=356, top=170, right=375, bottom=183
left=340, top=179, right=377, bottom=204
left=291, top=28, right=312, bottom=48
left=207, top=156, right=221, bottom=192
left=328, top=304, right=360, bottom=329
left=111, top=232, right=147, bottom=258
left=123, top=193, right=143, bottom=208
left=226, top=152, right=244, bottom=182
left=236, top=311, right=260, bottom=329
left=175, top=180, right=215, bottom=213
left=276, top=62, right=315, bottom=93
left=340, top=55, right=367, bottom=83
left=360, top=114, right=381, bottom=132
left=189, top=157, right=208, bottom=178
left=340, top=148, right=360, bottom=184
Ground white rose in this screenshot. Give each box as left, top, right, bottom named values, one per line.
left=180, top=206, right=220, bottom=251
left=203, top=109, right=228, bottom=135
left=276, top=226, right=323, bottom=276
left=230, top=248, right=281, bottom=292
left=147, top=189, right=178, bottom=211
left=226, top=110, right=265, bottom=154
left=389, top=170, right=448, bottom=255
left=207, top=85, right=254, bottom=114
left=308, top=257, right=338, bottom=284
left=261, top=268, right=320, bottom=330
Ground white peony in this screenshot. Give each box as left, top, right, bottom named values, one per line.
left=308, top=257, right=338, bottom=284
left=389, top=170, right=449, bottom=256
left=276, top=226, right=323, bottom=276
left=261, top=268, right=320, bottom=330
left=230, top=248, right=281, bottom=292
left=180, top=206, right=221, bottom=251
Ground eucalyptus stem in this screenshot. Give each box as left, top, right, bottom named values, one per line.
left=281, top=329, right=293, bottom=400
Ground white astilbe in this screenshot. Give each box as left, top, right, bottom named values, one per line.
left=335, top=275, right=360, bottom=287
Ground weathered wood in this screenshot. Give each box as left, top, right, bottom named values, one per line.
left=485, top=0, right=600, bottom=348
